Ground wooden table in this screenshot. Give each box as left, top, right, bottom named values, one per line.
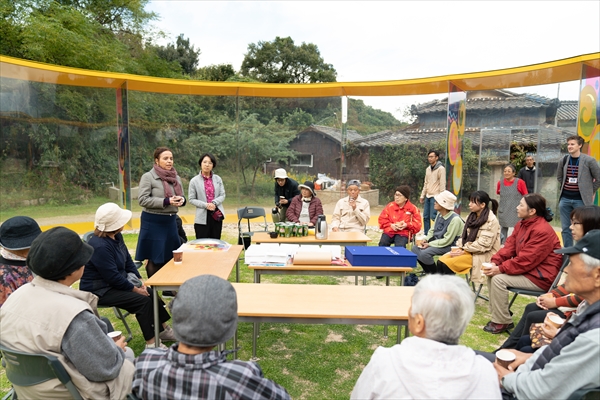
left=252, top=231, right=371, bottom=246
left=145, top=245, right=243, bottom=345
left=233, top=283, right=413, bottom=358
left=249, top=263, right=414, bottom=286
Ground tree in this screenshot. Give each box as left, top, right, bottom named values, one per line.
left=240, top=36, right=337, bottom=83
left=153, top=34, right=200, bottom=75
left=195, top=64, right=236, bottom=81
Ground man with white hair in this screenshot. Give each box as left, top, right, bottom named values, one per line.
left=331, top=179, right=371, bottom=232
left=351, top=275, right=501, bottom=399
left=496, top=230, right=600, bottom=399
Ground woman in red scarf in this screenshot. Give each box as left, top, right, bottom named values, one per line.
left=135, top=147, right=186, bottom=278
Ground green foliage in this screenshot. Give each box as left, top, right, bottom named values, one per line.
left=510, top=142, right=537, bottom=171
left=152, top=34, right=200, bottom=75
left=195, top=64, right=236, bottom=81
left=240, top=36, right=337, bottom=83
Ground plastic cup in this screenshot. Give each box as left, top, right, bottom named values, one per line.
left=451, top=246, right=459, bottom=252
left=173, top=250, right=183, bottom=264
left=496, top=349, right=516, bottom=369
left=107, top=331, right=122, bottom=342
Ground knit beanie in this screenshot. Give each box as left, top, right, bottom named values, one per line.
left=171, top=275, right=238, bottom=347
left=397, top=185, right=411, bottom=200
left=27, top=227, right=94, bottom=281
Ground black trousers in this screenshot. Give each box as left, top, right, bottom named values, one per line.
left=378, top=234, right=408, bottom=247
left=98, top=287, right=170, bottom=341
left=194, top=215, right=223, bottom=239
left=499, top=302, right=565, bottom=349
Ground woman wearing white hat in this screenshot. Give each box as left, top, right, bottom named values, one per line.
left=80, top=203, right=174, bottom=349
left=272, top=168, right=300, bottom=223
left=286, top=181, right=324, bottom=226
left=411, top=190, right=465, bottom=274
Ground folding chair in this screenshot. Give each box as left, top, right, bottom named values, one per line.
left=237, top=207, right=268, bottom=251
left=0, top=344, right=83, bottom=400
left=83, top=232, right=136, bottom=343
left=463, top=269, right=488, bottom=303
left=507, top=255, right=569, bottom=313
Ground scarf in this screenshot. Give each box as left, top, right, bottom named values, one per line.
left=153, top=165, right=183, bottom=197
left=461, top=207, right=490, bottom=244
left=1, top=248, right=26, bottom=261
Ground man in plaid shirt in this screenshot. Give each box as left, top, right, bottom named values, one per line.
left=132, top=275, right=290, bottom=400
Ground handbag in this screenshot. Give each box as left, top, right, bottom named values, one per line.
left=211, top=209, right=224, bottom=222
left=529, top=323, right=552, bottom=349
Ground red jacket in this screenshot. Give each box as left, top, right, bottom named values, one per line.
left=378, top=200, right=422, bottom=239
left=286, top=195, right=324, bottom=226
left=491, top=216, right=562, bottom=291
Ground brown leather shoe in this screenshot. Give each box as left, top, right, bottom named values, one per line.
left=483, top=322, right=514, bottom=334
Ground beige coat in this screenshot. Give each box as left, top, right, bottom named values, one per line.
left=330, top=195, right=371, bottom=232
left=456, top=211, right=501, bottom=284
left=420, top=162, right=446, bottom=199
left=0, top=277, right=134, bottom=399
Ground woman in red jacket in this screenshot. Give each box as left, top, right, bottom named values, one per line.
left=483, top=193, right=562, bottom=334
left=378, top=185, right=422, bottom=247
left=286, top=181, right=324, bottom=227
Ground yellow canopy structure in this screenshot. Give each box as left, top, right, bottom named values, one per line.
left=1, top=53, right=599, bottom=98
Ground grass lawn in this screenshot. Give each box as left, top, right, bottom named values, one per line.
left=0, top=229, right=531, bottom=399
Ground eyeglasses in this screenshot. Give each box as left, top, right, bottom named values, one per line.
left=570, top=220, right=582, bottom=225
left=394, top=193, right=405, bottom=197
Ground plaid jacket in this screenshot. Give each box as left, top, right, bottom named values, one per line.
left=133, top=346, right=290, bottom=400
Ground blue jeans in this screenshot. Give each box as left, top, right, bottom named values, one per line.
left=559, top=197, right=584, bottom=247
left=423, top=197, right=437, bottom=234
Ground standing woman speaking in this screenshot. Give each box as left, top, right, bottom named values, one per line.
left=135, top=147, right=186, bottom=278
left=189, top=153, right=226, bottom=239
left=497, top=163, right=528, bottom=243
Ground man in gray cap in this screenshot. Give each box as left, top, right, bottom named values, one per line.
left=0, top=216, right=41, bottom=306
left=133, top=274, right=290, bottom=400
left=0, top=227, right=135, bottom=399
left=495, top=230, right=600, bottom=399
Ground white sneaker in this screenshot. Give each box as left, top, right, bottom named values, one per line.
left=145, top=342, right=168, bottom=350
left=159, top=326, right=176, bottom=341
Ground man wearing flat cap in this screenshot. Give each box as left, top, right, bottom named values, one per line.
left=0, top=227, right=135, bottom=399
left=331, top=179, right=371, bottom=233
left=495, top=230, right=600, bottom=399
left=0, top=216, right=41, bottom=306
left=133, top=274, right=290, bottom=400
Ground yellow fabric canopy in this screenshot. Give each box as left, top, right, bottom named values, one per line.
left=1, top=53, right=598, bottom=98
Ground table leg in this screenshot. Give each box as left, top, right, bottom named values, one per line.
left=400, top=272, right=406, bottom=286
left=252, top=322, right=259, bottom=360
left=233, top=330, right=238, bottom=360
left=397, top=326, right=401, bottom=343
left=383, top=277, right=390, bottom=337
left=153, top=288, right=160, bottom=347
left=254, top=270, right=260, bottom=284
left=362, top=276, right=366, bottom=285
left=236, top=259, right=239, bottom=283
left=355, top=276, right=358, bottom=286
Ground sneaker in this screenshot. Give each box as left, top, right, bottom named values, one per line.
left=483, top=322, right=514, bottom=334
left=159, top=325, right=176, bottom=341
left=145, top=342, right=168, bottom=350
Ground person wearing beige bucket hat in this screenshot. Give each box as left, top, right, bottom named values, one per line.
left=411, top=190, right=464, bottom=274
left=81, top=203, right=175, bottom=349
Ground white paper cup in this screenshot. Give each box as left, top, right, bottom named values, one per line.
left=451, top=246, right=459, bottom=252
left=482, top=262, right=494, bottom=271
left=496, top=349, right=516, bottom=369
left=173, top=250, right=183, bottom=264
left=548, top=314, right=565, bottom=328
left=107, top=331, right=122, bottom=342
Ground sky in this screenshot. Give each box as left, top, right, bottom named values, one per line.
left=146, top=1, right=600, bottom=121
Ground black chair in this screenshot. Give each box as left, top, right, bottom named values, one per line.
left=567, top=387, right=600, bottom=400
left=0, top=344, right=83, bottom=400
left=82, top=232, right=136, bottom=343
left=507, top=255, right=569, bottom=313
left=237, top=207, right=268, bottom=250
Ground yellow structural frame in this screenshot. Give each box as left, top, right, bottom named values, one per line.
left=1, top=53, right=599, bottom=98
